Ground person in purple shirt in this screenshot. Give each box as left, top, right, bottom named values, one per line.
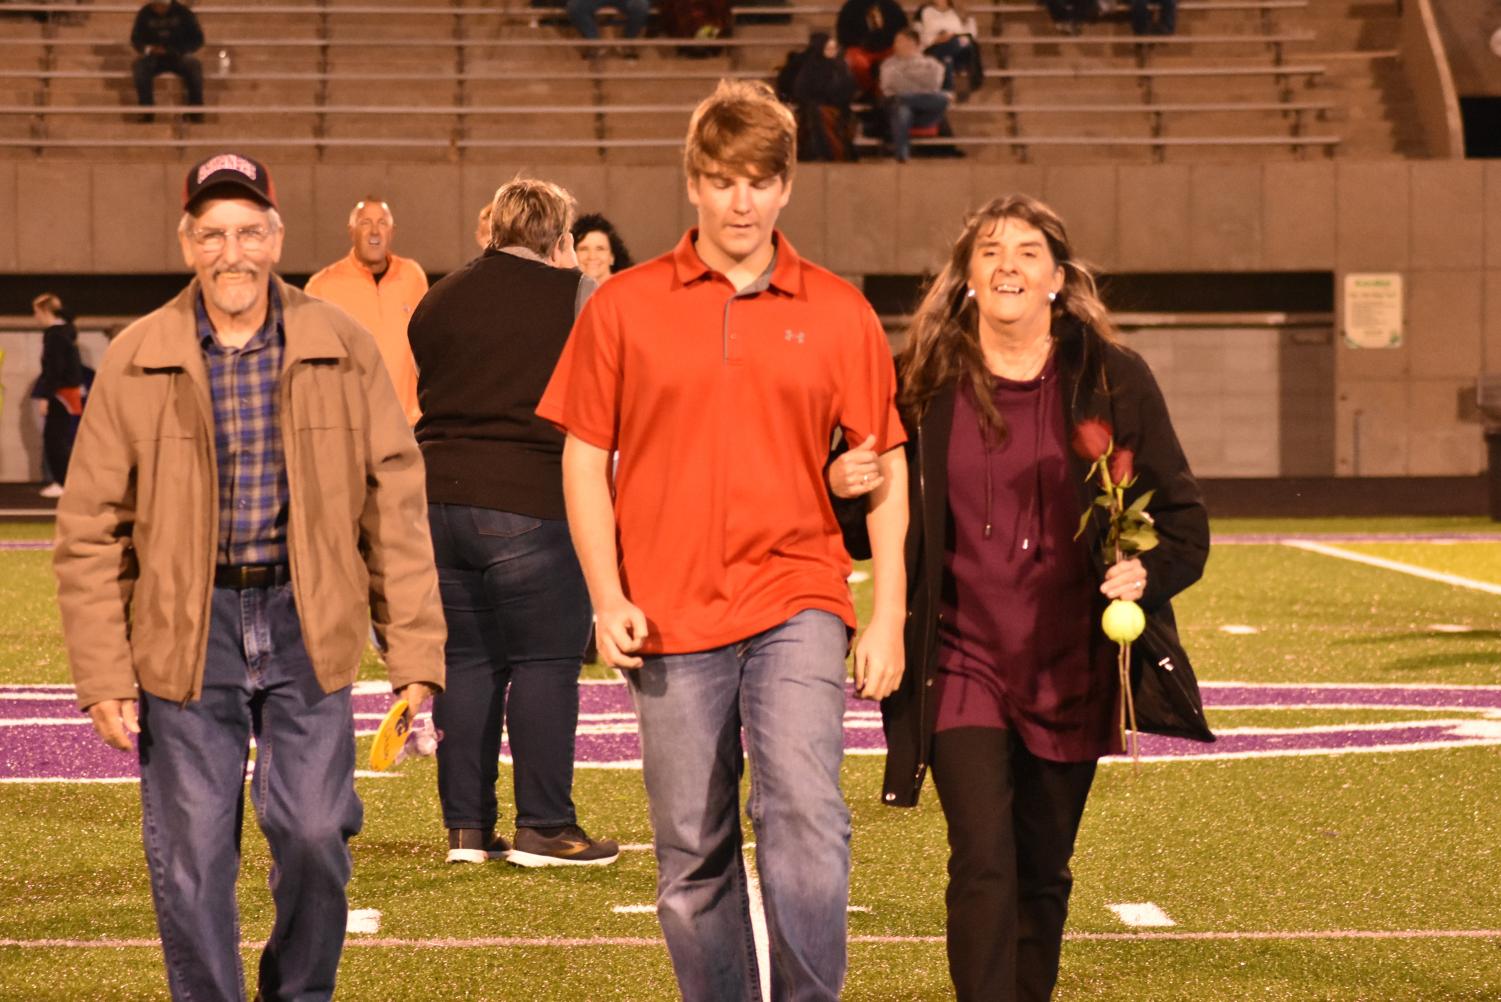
left=831, top=193, right=1208, bottom=1001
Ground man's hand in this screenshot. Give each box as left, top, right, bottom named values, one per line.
left=595, top=598, right=649, bottom=669
left=87, top=699, right=140, bottom=751
left=828, top=434, right=884, bottom=499
left=35, top=399, right=47, bottom=420
left=396, top=682, right=435, bottom=720
left=853, top=612, right=904, bottom=701
left=1100, top=558, right=1148, bottom=602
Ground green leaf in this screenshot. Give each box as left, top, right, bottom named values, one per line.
left=1074, top=506, right=1094, bottom=540
left=1127, top=488, right=1156, bottom=514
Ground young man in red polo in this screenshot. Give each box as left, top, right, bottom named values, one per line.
left=538, top=79, right=907, bottom=1002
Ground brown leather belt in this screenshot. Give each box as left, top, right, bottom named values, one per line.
left=214, top=564, right=291, bottom=590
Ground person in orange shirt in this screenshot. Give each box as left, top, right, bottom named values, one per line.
left=538, top=79, right=907, bottom=1002
left=306, top=197, right=428, bottom=425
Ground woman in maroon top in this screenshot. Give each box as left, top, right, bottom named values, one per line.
left=834, top=194, right=1208, bottom=1000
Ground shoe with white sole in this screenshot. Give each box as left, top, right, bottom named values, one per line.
left=507, top=824, right=619, bottom=867
left=445, top=828, right=511, bottom=864
left=39, top=483, right=64, bottom=499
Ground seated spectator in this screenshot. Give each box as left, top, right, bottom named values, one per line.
left=571, top=213, right=634, bottom=285
left=130, top=0, right=204, bottom=115
left=1130, top=0, right=1175, bottom=35
left=836, top=0, right=908, bottom=94
left=567, top=0, right=650, bottom=53
left=1044, top=0, right=1097, bottom=35
left=787, top=32, right=858, bottom=162
left=915, top=0, right=982, bottom=100
left=660, top=0, right=732, bottom=53
left=879, top=28, right=949, bottom=162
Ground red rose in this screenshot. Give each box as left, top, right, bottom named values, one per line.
left=1071, top=418, right=1113, bottom=462
left=1108, top=447, right=1134, bottom=486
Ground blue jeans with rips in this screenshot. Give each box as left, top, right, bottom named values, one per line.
left=137, top=583, right=362, bottom=1002
left=627, top=609, right=852, bottom=1002
left=428, top=503, right=593, bottom=832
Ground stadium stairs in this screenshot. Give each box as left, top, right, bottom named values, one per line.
left=0, top=0, right=1421, bottom=163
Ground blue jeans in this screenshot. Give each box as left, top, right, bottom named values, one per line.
left=138, top=584, right=362, bottom=1002
left=428, top=504, right=592, bottom=831
left=567, top=0, right=650, bottom=39
left=887, top=91, right=950, bottom=162
left=628, top=609, right=851, bottom=1002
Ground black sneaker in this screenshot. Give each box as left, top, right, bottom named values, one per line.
left=508, top=825, right=620, bottom=868
left=446, top=827, right=511, bottom=864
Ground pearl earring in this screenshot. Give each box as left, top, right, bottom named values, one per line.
left=1048, top=291, right=1057, bottom=303
left=966, top=287, right=976, bottom=299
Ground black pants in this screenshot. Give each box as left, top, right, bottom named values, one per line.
left=930, top=727, right=1097, bottom=1002
left=132, top=52, right=204, bottom=106
left=42, top=399, right=77, bottom=485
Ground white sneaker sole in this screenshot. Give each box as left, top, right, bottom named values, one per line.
left=505, top=848, right=619, bottom=868
left=445, top=847, right=509, bottom=864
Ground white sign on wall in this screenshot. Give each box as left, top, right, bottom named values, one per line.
left=1342, top=273, right=1403, bottom=349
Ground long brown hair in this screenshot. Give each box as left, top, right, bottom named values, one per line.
left=898, top=194, right=1115, bottom=441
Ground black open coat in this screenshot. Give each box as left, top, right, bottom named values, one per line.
left=842, top=318, right=1210, bottom=807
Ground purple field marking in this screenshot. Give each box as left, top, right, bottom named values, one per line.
left=10, top=533, right=1501, bottom=554
left=6, top=681, right=1501, bottom=781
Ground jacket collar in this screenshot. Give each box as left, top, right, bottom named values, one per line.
left=670, top=228, right=805, bottom=297
left=133, top=275, right=347, bottom=370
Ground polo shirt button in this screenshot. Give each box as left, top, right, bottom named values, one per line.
left=925, top=677, right=934, bottom=687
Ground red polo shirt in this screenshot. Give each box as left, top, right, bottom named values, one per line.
left=537, top=230, right=904, bottom=655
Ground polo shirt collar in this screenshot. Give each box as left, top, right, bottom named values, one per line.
left=670, top=229, right=804, bottom=297
left=497, top=245, right=547, bottom=264
left=344, top=248, right=395, bottom=281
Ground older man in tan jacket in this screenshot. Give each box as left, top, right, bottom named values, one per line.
left=53, top=152, right=445, bottom=1002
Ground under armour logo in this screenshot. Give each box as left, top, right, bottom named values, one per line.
left=784, top=329, right=805, bottom=344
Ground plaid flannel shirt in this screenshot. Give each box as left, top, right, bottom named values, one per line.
left=197, top=284, right=290, bottom=567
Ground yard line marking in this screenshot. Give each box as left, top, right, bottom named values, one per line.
left=1282, top=540, right=1501, bottom=595
left=1201, top=681, right=1501, bottom=692
left=347, top=909, right=381, bottom=935
left=744, top=848, right=771, bottom=1002
left=1430, top=624, right=1475, bottom=633
left=5, top=930, right=1501, bottom=949
left=620, top=844, right=654, bottom=852
left=611, top=905, right=656, bottom=914
left=1108, top=903, right=1176, bottom=928
left=1216, top=533, right=1501, bottom=544
left=1218, top=625, right=1259, bottom=635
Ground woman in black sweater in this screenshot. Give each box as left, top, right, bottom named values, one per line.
left=32, top=293, right=84, bottom=497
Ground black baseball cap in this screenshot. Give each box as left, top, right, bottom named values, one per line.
left=183, top=152, right=278, bottom=211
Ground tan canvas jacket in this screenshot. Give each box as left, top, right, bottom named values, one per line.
left=55, top=276, right=446, bottom=710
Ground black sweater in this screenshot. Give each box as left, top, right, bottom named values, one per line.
left=130, top=1, right=204, bottom=55
left=408, top=248, right=594, bottom=520
left=38, top=322, right=84, bottom=395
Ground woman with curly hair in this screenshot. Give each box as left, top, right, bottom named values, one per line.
left=833, top=194, right=1208, bottom=1000
left=570, top=213, right=634, bottom=286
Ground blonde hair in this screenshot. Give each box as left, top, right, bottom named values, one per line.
left=900, top=194, right=1116, bottom=440
left=489, top=178, right=576, bottom=258
left=683, top=79, right=797, bottom=182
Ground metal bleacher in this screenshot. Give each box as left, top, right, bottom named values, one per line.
left=0, top=0, right=1347, bottom=163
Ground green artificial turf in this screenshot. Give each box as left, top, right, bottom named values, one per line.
left=4, top=520, right=1501, bottom=999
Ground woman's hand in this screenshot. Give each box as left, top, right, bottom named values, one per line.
left=828, top=434, right=883, bottom=499
left=1100, top=558, right=1148, bottom=602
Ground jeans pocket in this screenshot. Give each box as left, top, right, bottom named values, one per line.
left=468, top=507, right=544, bottom=539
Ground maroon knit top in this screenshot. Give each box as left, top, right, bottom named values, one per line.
left=932, top=355, right=1119, bottom=762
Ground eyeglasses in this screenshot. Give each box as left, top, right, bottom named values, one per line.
left=190, top=225, right=274, bottom=254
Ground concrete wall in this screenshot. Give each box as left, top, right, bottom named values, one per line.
left=0, top=159, right=1495, bottom=476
